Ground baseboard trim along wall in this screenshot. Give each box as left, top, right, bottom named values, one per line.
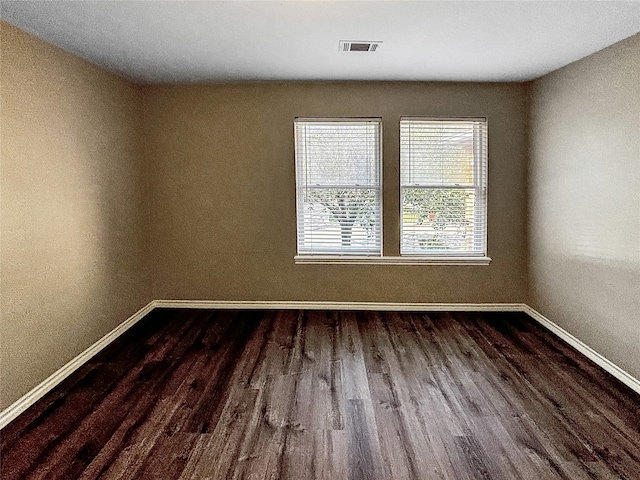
left=0, top=301, right=156, bottom=430
left=153, top=300, right=526, bottom=311
left=2, top=300, right=638, bottom=430
left=521, top=305, right=640, bottom=396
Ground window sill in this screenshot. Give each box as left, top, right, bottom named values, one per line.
left=294, top=255, right=492, bottom=266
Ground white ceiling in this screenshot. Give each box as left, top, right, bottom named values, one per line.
left=1, top=1, right=640, bottom=84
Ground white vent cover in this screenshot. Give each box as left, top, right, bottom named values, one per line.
left=339, top=40, right=382, bottom=52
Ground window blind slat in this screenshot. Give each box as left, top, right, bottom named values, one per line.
left=295, top=119, right=382, bottom=256
left=400, top=119, right=488, bottom=256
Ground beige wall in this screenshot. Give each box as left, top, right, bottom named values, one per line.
left=529, top=34, right=640, bottom=379
left=144, top=82, right=529, bottom=303
left=0, top=22, right=152, bottom=410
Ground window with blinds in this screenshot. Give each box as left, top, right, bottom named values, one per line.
left=295, top=118, right=382, bottom=256
left=400, top=118, right=488, bottom=256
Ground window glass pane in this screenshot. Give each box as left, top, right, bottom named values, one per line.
left=402, top=188, right=481, bottom=253
left=401, top=118, right=487, bottom=256
left=298, top=188, right=381, bottom=254
left=295, top=119, right=382, bottom=256
left=297, top=122, right=380, bottom=187
left=400, top=121, right=476, bottom=186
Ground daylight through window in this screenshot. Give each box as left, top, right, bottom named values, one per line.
left=400, top=118, right=488, bottom=256
left=295, top=118, right=382, bottom=256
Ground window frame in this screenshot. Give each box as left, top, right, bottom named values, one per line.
left=294, top=117, right=383, bottom=260
left=293, top=116, right=491, bottom=266
left=399, top=117, right=490, bottom=263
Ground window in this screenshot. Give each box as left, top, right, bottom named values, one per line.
left=400, top=118, right=488, bottom=257
left=294, top=117, right=490, bottom=265
left=294, top=118, right=382, bottom=257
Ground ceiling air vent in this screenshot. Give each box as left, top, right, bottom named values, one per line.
left=339, top=40, right=382, bottom=52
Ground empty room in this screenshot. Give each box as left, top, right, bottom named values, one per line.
left=1, top=1, right=639, bottom=478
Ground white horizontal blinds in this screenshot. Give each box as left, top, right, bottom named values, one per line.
left=295, top=119, right=382, bottom=255
left=400, top=118, right=488, bottom=255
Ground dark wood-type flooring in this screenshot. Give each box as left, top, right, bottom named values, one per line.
left=2, top=309, right=639, bottom=479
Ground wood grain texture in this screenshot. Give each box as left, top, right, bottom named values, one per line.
left=1, top=309, right=639, bottom=479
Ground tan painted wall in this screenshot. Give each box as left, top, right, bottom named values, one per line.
left=144, top=82, right=529, bottom=303
left=0, top=22, right=151, bottom=410
left=529, top=34, right=640, bottom=379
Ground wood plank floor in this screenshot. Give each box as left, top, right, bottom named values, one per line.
left=1, top=309, right=639, bottom=479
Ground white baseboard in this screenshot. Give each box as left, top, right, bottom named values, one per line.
left=2, top=300, right=637, bottom=430
left=154, top=299, right=526, bottom=312
left=522, top=305, right=640, bottom=395
left=0, top=301, right=156, bottom=430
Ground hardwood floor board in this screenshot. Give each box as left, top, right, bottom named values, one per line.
left=470, top=321, right=601, bottom=467
left=368, top=373, right=446, bottom=480
left=143, top=313, right=263, bottom=475
left=178, top=387, right=261, bottom=479
left=23, top=362, right=173, bottom=479
left=422, top=314, right=628, bottom=478
left=236, top=310, right=279, bottom=389
left=0, top=310, right=183, bottom=453
left=281, top=430, right=316, bottom=479
left=354, top=312, right=386, bottom=376
left=411, top=317, right=485, bottom=416
left=292, top=364, right=342, bottom=431
left=376, top=311, right=433, bottom=385
left=278, top=427, right=349, bottom=480
left=512, top=367, right=622, bottom=469
left=299, top=313, right=345, bottom=430
left=345, top=398, right=385, bottom=480
left=336, top=312, right=374, bottom=402
left=410, top=313, right=456, bottom=367
left=2, top=309, right=639, bottom=480
left=337, top=312, right=386, bottom=479
left=473, top=417, right=547, bottom=480
left=223, top=313, right=265, bottom=383
left=404, top=388, right=469, bottom=480
left=132, top=309, right=208, bottom=364
left=360, top=312, right=456, bottom=478
left=452, top=434, right=493, bottom=480
left=468, top=377, right=563, bottom=478
left=263, top=310, right=302, bottom=377
left=232, top=386, right=294, bottom=480
left=284, top=310, right=309, bottom=375
left=536, top=377, right=640, bottom=473
left=81, top=397, right=183, bottom=479
left=468, top=322, right=628, bottom=478
left=310, top=429, right=349, bottom=480
left=0, top=362, right=121, bottom=477
left=483, top=316, right=635, bottom=477
left=134, top=433, right=201, bottom=480
left=79, top=340, right=222, bottom=479
left=182, top=312, right=262, bottom=433
left=14, top=310, right=219, bottom=479
left=551, top=365, right=640, bottom=453
left=0, top=360, right=101, bottom=450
